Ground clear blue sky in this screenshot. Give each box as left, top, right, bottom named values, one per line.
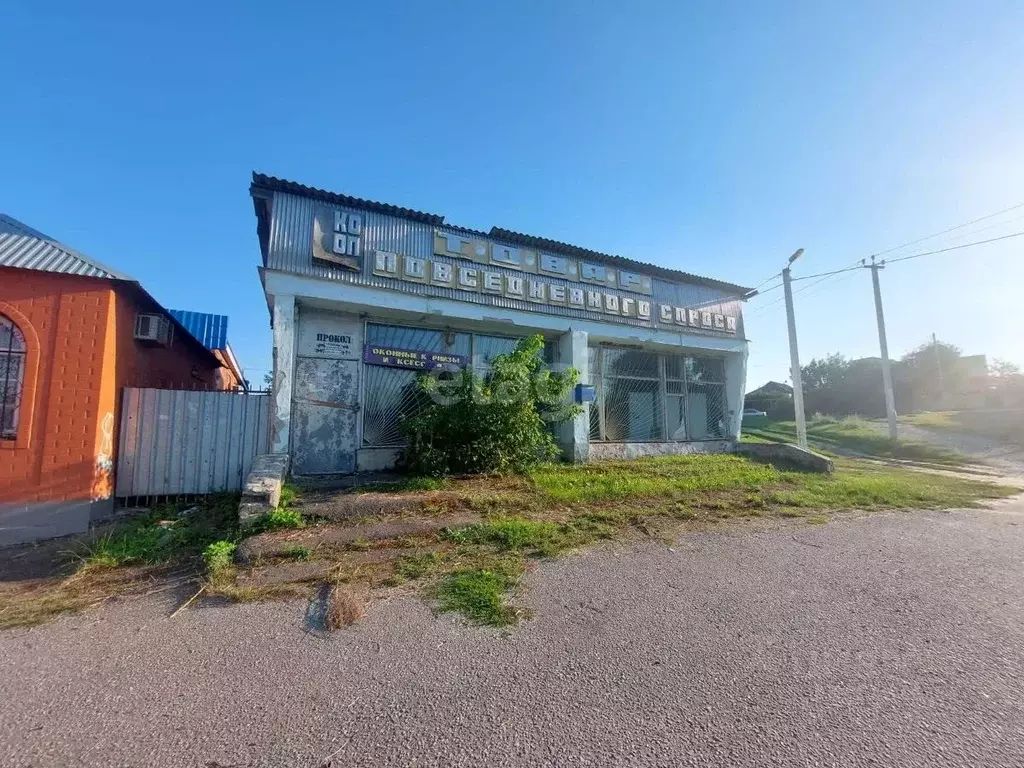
left=3, top=1, right=1022, bottom=389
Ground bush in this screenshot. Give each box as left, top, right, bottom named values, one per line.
left=398, top=334, right=581, bottom=476
left=245, top=507, right=305, bottom=535
left=202, top=540, right=237, bottom=575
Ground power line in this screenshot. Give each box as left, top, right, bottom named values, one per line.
left=748, top=258, right=861, bottom=317
left=869, top=200, right=1024, bottom=259
left=748, top=224, right=1024, bottom=314
left=883, top=230, right=1024, bottom=265
left=789, top=264, right=864, bottom=282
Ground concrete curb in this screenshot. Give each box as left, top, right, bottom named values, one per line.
left=736, top=442, right=834, bottom=473
left=239, top=453, right=289, bottom=524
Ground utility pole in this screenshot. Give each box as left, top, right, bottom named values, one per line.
left=932, top=332, right=945, bottom=408
left=867, top=256, right=898, bottom=440
left=782, top=249, right=808, bottom=449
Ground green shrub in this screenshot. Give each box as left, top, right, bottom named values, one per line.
left=202, top=540, right=237, bottom=574
left=398, top=334, right=581, bottom=476
left=246, top=507, right=306, bottom=535
left=278, top=483, right=300, bottom=509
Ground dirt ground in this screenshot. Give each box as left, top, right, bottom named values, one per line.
left=0, top=497, right=1022, bottom=767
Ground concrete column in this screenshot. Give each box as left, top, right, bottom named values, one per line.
left=723, top=347, right=749, bottom=441
left=271, top=294, right=297, bottom=456
left=557, top=329, right=590, bottom=462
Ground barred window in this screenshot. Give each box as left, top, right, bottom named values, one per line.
left=361, top=324, right=470, bottom=447
left=361, top=325, right=557, bottom=447
left=600, top=348, right=664, bottom=442
left=591, top=345, right=730, bottom=442
left=1, top=315, right=26, bottom=440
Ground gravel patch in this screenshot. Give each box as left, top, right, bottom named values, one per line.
left=2, top=498, right=1023, bottom=767
left=891, top=423, right=1024, bottom=478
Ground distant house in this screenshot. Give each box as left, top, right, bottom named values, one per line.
left=746, top=381, right=793, bottom=398
left=0, top=214, right=240, bottom=545
left=168, top=310, right=246, bottom=391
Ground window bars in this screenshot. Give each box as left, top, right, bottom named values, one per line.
left=589, top=346, right=730, bottom=443
left=361, top=324, right=469, bottom=447
left=0, top=315, right=26, bottom=440
left=361, top=324, right=547, bottom=448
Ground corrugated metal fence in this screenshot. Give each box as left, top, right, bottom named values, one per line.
left=116, top=388, right=270, bottom=498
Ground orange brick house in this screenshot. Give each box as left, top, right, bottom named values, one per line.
left=0, top=214, right=239, bottom=545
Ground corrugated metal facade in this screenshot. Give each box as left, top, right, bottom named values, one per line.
left=264, top=192, right=744, bottom=337
left=0, top=214, right=129, bottom=279
left=168, top=310, right=229, bottom=350
left=116, top=389, right=270, bottom=496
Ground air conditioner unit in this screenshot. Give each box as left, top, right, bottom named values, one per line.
left=134, top=313, right=173, bottom=346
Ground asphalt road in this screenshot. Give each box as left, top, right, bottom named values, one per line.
left=2, top=498, right=1024, bottom=767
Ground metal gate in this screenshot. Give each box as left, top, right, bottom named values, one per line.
left=116, top=388, right=270, bottom=498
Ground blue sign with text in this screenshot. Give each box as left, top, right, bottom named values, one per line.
left=362, top=344, right=468, bottom=372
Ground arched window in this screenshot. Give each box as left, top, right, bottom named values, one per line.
left=1, top=314, right=26, bottom=440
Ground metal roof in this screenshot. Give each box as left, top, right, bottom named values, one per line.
left=487, top=226, right=752, bottom=295
left=168, top=310, right=229, bottom=350
left=251, top=173, right=445, bottom=225
left=0, top=213, right=133, bottom=280
left=250, top=173, right=752, bottom=296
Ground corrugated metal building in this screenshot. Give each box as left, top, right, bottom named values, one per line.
left=250, top=173, right=751, bottom=475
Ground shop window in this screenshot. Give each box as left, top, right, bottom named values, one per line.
left=590, top=346, right=730, bottom=442
left=665, top=361, right=688, bottom=440
left=599, top=348, right=664, bottom=442
left=361, top=325, right=560, bottom=447
left=588, top=347, right=601, bottom=441
left=686, top=380, right=728, bottom=439
left=1, top=314, right=26, bottom=440
left=362, top=324, right=468, bottom=446
left=473, top=334, right=521, bottom=373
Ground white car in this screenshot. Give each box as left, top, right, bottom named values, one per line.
left=742, top=408, right=767, bottom=418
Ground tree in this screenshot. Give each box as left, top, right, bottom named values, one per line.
left=799, top=352, right=914, bottom=418
left=802, top=353, right=850, bottom=393
left=398, top=334, right=581, bottom=476
left=990, top=359, right=1022, bottom=378
left=902, top=338, right=964, bottom=410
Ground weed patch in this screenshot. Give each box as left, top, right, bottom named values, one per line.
left=84, top=494, right=240, bottom=568
left=394, top=551, right=444, bottom=581
left=202, top=541, right=237, bottom=575
left=436, top=563, right=522, bottom=626
left=245, top=508, right=305, bottom=535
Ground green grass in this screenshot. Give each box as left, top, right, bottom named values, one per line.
left=245, top=507, right=305, bottom=535
left=202, top=540, right=237, bottom=576
left=278, top=482, right=300, bottom=509
left=532, top=453, right=781, bottom=504
left=743, top=415, right=969, bottom=465
left=1, top=494, right=242, bottom=630
left=394, top=551, right=445, bottom=580
left=9, top=445, right=1019, bottom=631
left=445, top=517, right=560, bottom=551
left=349, top=477, right=450, bottom=494
left=436, top=563, right=522, bottom=626
left=278, top=546, right=312, bottom=561
left=85, top=494, right=240, bottom=568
